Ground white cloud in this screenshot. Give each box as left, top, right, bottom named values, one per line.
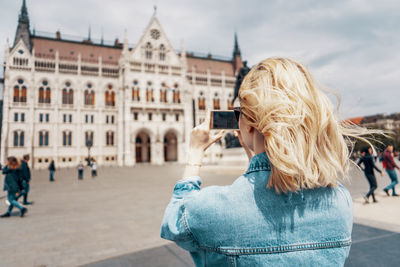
left=0, top=0, right=399, bottom=117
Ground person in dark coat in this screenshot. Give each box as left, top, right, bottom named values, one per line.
left=1, top=157, right=28, bottom=217
left=48, top=160, right=56, bottom=182
left=78, top=161, right=84, bottom=180
left=383, top=145, right=400, bottom=196
left=17, top=154, right=33, bottom=205
left=357, top=146, right=383, bottom=203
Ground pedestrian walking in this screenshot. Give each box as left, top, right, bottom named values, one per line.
left=1, top=157, right=27, bottom=218
left=91, top=161, right=97, bottom=178
left=78, top=161, right=84, bottom=180
left=357, top=147, right=383, bottom=203
left=48, top=160, right=56, bottom=182
left=383, top=144, right=399, bottom=196
left=17, top=154, right=33, bottom=205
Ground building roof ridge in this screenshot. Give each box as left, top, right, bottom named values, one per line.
left=31, top=33, right=124, bottom=50
left=185, top=51, right=232, bottom=62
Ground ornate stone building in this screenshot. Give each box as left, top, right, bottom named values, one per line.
left=1, top=1, right=243, bottom=169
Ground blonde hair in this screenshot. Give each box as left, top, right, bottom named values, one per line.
left=239, top=57, right=377, bottom=193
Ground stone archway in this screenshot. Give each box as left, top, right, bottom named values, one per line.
left=164, top=131, right=178, bottom=162
left=135, top=132, right=151, bottom=163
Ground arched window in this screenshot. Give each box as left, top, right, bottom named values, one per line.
left=132, top=80, right=140, bottom=101
left=45, top=87, right=51, bottom=103
left=84, top=90, right=89, bottom=105
left=62, top=82, right=73, bottom=105
left=213, top=92, right=220, bottom=110
left=146, top=81, right=154, bottom=102
left=62, top=89, right=67, bottom=104
left=91, top=90, right=95, bottom=106
left=13, top=130, right=24, bottom=147
left=13, top=131, right=18, bottom=147
left=172, top=83, right=181, bottom=104
left=13, top=85, right=20, bottom=102
left=145, top=42, right=152, bottom=59
left=106, top=131, right=115, bottom=146
left=62, top=131, right=72, bottom=146
left=39, top=87, right=44, bottom=103
left=198, top=91, right=206, bottom=110
left=84, top=83, right=95, bottom=106
left=69, top=89, right=74, bottom=104
left=160, top=82, right=168, bottom=103
left=39, top=131, right=49, bottom=146
left=13, top=79, right=27, bottom=103
left=105, top=84, right=115, bottom=107
left=159, top=44, right=166, bottom=61
left=85, top=131, right=94, bottom=147
left=38, top=80, right=50, bottom=104
left=21, top=85, right=27, bottom=102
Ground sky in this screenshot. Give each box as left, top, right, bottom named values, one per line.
left=0, top=0, right=399, bottom=119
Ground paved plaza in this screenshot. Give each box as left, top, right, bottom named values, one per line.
left=0, top=150, right=399, bottom=266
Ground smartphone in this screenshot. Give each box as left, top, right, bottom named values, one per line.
left=210, top=111, right=239, bottom=129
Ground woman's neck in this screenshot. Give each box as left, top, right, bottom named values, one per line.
left=253, top=130, right=266, bottom=155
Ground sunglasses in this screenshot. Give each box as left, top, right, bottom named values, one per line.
left=233, top=107, right=241, bottom=122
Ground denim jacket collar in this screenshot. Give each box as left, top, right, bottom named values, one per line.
left=246, top=152, right=271, bottom=174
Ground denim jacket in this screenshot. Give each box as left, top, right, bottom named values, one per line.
left=161, top=152, right=353, bottom=266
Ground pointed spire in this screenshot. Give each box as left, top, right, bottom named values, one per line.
left=14, top=0, right=31, bottom=50
left=153, top=5, right=157, bottom=17
left=180, top=39, right=186, bottom=58
left=22, top=0, right=27, bottom=12
left=122, top=29, right=129, bottom=54
left=88, top=24, right=91, bottom=41
left=19, top=0, right=29, bottom=24
left=233, top=32, right=241, bottom=57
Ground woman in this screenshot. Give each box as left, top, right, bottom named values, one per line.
left=161, top=58, right=373, bottom=266
left=91, top=161, right=98, bottom=178
left=357, top=146, right=382, bottom=203
left=1, top=157, right=27, bottom=217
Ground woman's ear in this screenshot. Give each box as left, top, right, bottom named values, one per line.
left=247, top=125, right=254, bottom=133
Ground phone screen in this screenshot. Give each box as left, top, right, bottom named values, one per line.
left=211, top=111, right=239, bottom=129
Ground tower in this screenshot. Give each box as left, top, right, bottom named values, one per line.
left=232, top=32, right=242, bottom=76
left=13, top=0, right=31, bottom=50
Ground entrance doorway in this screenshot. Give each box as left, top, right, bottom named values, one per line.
left=164, top=131, right=178, bottom=162
left=135, top=132, right=151, bottom=163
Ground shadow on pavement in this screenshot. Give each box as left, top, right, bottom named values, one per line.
left=83, top=224, right=400, bottom=267
left=345, top=224, right=400, bottom=266
left=81, top=243, right=193, bottom=267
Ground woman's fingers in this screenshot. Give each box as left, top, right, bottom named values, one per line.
left=212, top=130, right=225, bottom=143
left=204, top=130, right=225, bottom=150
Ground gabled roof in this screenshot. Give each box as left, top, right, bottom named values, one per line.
left=129, top=15, right=180, bottom=65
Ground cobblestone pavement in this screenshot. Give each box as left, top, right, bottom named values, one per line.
left=0, top=155, right=399, bottom=267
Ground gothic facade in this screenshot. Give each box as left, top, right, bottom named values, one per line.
left=1, top=1, right=243, bottom=169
